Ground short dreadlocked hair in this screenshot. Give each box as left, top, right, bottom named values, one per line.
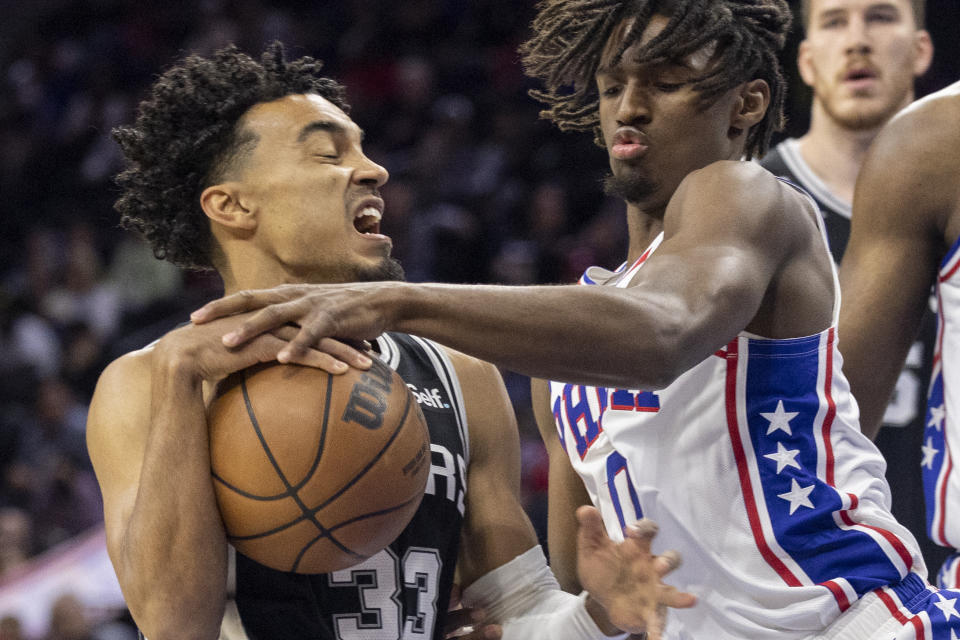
left=113, top=42, right=348, bottom=271
left=520, top=0, right=792, bottom=159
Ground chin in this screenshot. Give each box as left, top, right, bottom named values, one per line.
left=352, top=257, right=406, bottom=283
left=603, top=171, right=660, bottom=204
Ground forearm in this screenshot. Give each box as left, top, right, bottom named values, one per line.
left=120, top=362, right=227, bottom=639
left=390, top=283, right=691, bottom=389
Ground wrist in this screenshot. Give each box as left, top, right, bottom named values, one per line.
left=583, top=592, right=630, bottom=637
left=151, top=339, right=205, bottom=389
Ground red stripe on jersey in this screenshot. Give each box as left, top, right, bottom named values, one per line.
left=938, top=426, right=952, bottom=546
left=876, top=588, right=925, bottom=639
left=822, top=328, right=838, bottom=486
left=941, top=254, right=960, bottom=283
left=820, top=580, right=851, bottom=611
left=724, top=339, right=802, bottom=587
left=838, top=492, right=913, bottom=571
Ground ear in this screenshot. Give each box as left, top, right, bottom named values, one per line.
left=730, top=79, right=770, bottom=135
left=912, top=30, right=934, bottom=78
left=797, top=39, right=816, bottom=88
left=200, top=183, right=257, bottom=232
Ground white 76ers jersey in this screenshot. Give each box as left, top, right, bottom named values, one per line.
left=925, top=237, right=960, bottom=570
left=548, top=221, right=924, bottom=639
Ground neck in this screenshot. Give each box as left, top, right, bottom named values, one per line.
left=624, top=202, right=665, bottom=265
left=797, top=101, right=888, bottom=205
left=218, top=249, right=312, bottom=296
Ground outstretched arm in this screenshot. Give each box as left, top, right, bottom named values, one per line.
left=193, top=163, right=815, bottom=390
left=838, top=94, right=959, bottom=439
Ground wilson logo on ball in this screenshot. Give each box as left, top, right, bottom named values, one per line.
left=342, top=361, right=393, bottom=430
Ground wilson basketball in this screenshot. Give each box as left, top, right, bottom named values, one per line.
left=207, top=359, right=431, bottom=574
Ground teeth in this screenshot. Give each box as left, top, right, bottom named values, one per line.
left=357, top=206, right=382, bottom=221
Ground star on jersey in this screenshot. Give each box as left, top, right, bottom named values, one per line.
left=929, top=404, right=946, bottom=431
left=761, top=400, right=799, bottom=436
left=951, top=628, right=960, bottom=640
left=777, top=478, right=815, bottom=515
left=764, top=442, right=802, bottom=474
left=934, top=592, right=959, bottom=621
left=922, top=437, right=940, bottom=470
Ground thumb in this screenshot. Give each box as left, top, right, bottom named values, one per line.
left=576, top=505, right=609, bottom=552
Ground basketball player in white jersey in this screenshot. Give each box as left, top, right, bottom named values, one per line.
left=86, top=43, right=693, bottom=640
left=839, top=81, right=960, bottom=590
left=759, top=0, right=945, bottom=572
left=191, top=2, right=960, bottom=638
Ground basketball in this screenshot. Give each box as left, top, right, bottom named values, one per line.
left=207, top=358, right=431, bottom=574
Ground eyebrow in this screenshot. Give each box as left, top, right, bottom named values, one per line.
left=296, top=119, right=365, bottom=143
left=818, top=3, right=900, bottom=20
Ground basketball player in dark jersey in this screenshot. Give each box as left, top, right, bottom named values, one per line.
left=85, top=43, right=693, bottom=640
left=758, top=0, right=946, bottom=573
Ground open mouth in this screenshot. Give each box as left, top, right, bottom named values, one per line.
left=353, top=206, right=382, bottom=235
left=844, top=68, right=877, bottom=82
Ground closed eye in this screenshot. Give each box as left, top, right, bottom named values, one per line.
left=654, top=82, right=685, bottom=92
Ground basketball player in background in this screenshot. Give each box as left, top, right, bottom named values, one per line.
left=193, top=1, right=960, bottom=637
left=839, top=81, right=960, bottom=588
left=86, top=44, right=693, bottom=640
left=758, top=0, right=942, bottom=569
left=761, top=0, right=932, bottom=259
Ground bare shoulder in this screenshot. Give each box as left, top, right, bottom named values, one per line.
left=87, top=345, right=155, bottom=457
left=436, top=343, right=516, bottom=452
left=858, top=82, right=960, bottom=239
left=437, top=343, right=502, bottom=388
left=882, top=81, right=960, bottom=157
left=669, top=160, right=813, bottom=238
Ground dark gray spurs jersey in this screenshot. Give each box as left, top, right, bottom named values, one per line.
left=234, top=332, right=470, bottom=640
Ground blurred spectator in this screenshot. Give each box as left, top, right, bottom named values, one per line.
left=45, top=593, right=135, bottom=640
left=0, top=615, right=25, bottom=640
left=0, top=508, right=33, bottom=578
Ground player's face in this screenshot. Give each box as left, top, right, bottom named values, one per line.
left=596, top=15, right=749, bottom=209
left=799, top=0, right=932, bottom=131
left=234, top=94, right=402, bottom=284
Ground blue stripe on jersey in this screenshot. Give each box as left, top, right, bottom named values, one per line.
left=888, top=572, right=960, bottom=638
left=742, top=335, right=907, bottom=596
left=941, top=233, right=960, bottom=271
left=923, top=370, right=947, bottom=542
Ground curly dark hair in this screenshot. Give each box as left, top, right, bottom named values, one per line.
left=519, top=0, right=792, bottom=159
left=113, top=42, right=349, bottom=271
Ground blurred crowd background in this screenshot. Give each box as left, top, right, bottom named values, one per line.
left=1, top=1, right=958, bottom=637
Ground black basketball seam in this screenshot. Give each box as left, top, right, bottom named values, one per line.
left=217, top=367, right=421, bottom=572
left=232, top=368, right=361, bottom=567
left=290, top=491, right=424, bottom=572
left=309, top=385, right=415, bottom=514
left=226, top=385, right=415, bottom=535
left=211, top=369, right=334, bottom=500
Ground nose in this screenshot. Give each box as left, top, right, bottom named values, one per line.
left=354, top=154, right=389, bottom=188
left=615, top=80, right=652, bottom=126
left=843, top=15, right=872, bottom=56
